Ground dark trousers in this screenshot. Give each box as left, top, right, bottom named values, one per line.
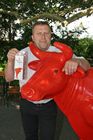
left=20, top=99, right=57, bottom=140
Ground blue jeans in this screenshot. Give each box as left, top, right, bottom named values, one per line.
left=20, top=99, right=57, bottom=140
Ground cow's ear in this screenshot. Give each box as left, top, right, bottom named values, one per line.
left=71, top=67, right=85, bottom=78
left=28, top=60, right=41, bottom=70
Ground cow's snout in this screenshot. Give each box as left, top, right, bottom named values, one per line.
left=26, top=88, right=41, bottom=101
left=29, top=88, right=35, bottom=96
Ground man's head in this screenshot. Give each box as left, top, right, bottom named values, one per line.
left=32, top=21, right=52, bottom=51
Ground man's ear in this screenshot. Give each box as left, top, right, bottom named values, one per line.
left=32, top=35, right=33, bottom=41
left=28, top=60, right=41, bottom=71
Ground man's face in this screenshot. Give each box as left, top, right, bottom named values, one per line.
left=32, top=25, right=51, bottom=51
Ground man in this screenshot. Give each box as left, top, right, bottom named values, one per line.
left=5, top=21, right=90, bottom=140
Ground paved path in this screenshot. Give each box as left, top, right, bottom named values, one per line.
left=0, top=101, right=79, bottom=140
left=0, top=104, right=25, bottom=140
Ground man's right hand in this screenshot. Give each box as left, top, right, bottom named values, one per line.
left=7, top=48, right=19, bottom=63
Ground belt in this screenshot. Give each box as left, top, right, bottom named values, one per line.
left=34, top=100, right=54, bottom=107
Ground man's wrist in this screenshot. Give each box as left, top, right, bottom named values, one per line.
left=7, top=60, right=14, bottom=65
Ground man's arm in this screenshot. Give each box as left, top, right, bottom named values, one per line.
left=63, top=57, right=90, bottom=75
left=72, top=57, right=90, bottom=71
left=5, top=48, right=19, bottom=82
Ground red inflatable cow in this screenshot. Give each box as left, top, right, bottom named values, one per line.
left=21, top=42, right=93, bottom=140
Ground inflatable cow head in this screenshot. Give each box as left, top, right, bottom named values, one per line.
left=21, top=41, right=73, bottom=101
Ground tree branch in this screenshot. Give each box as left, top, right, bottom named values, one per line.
left=0, top=6, right=93, bottom=26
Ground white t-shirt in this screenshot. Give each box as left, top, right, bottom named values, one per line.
left=19, top=45, right=60, bottom=104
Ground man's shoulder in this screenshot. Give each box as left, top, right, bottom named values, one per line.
left=20, top=46, right=29, bottom=52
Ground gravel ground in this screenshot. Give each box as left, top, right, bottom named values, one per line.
left=0, top=99, right=79, bottom=140
left=0, top=103, right=25, bottom=140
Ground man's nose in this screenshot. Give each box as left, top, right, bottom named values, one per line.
left=41, top=33, right=46, bottom=39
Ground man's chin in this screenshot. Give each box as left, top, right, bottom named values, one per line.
left=39, top=45, right=49, bottom=51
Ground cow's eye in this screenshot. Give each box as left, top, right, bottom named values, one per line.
left=54, top=69, right=59, bottom=74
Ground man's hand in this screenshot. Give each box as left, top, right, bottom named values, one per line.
left=5, top=48, right=19, bottom=82
left=7, top=48, right=19, bottom=63
left=62, top=59, right=79, bottom=75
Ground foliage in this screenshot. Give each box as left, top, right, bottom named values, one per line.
left=66, top=37, right=93, bottom=66
left=0, top=0, right=93, bottom=42
left=0, top=0, right=93, bottom=69
left=76, top=38, right=93, bottom=58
